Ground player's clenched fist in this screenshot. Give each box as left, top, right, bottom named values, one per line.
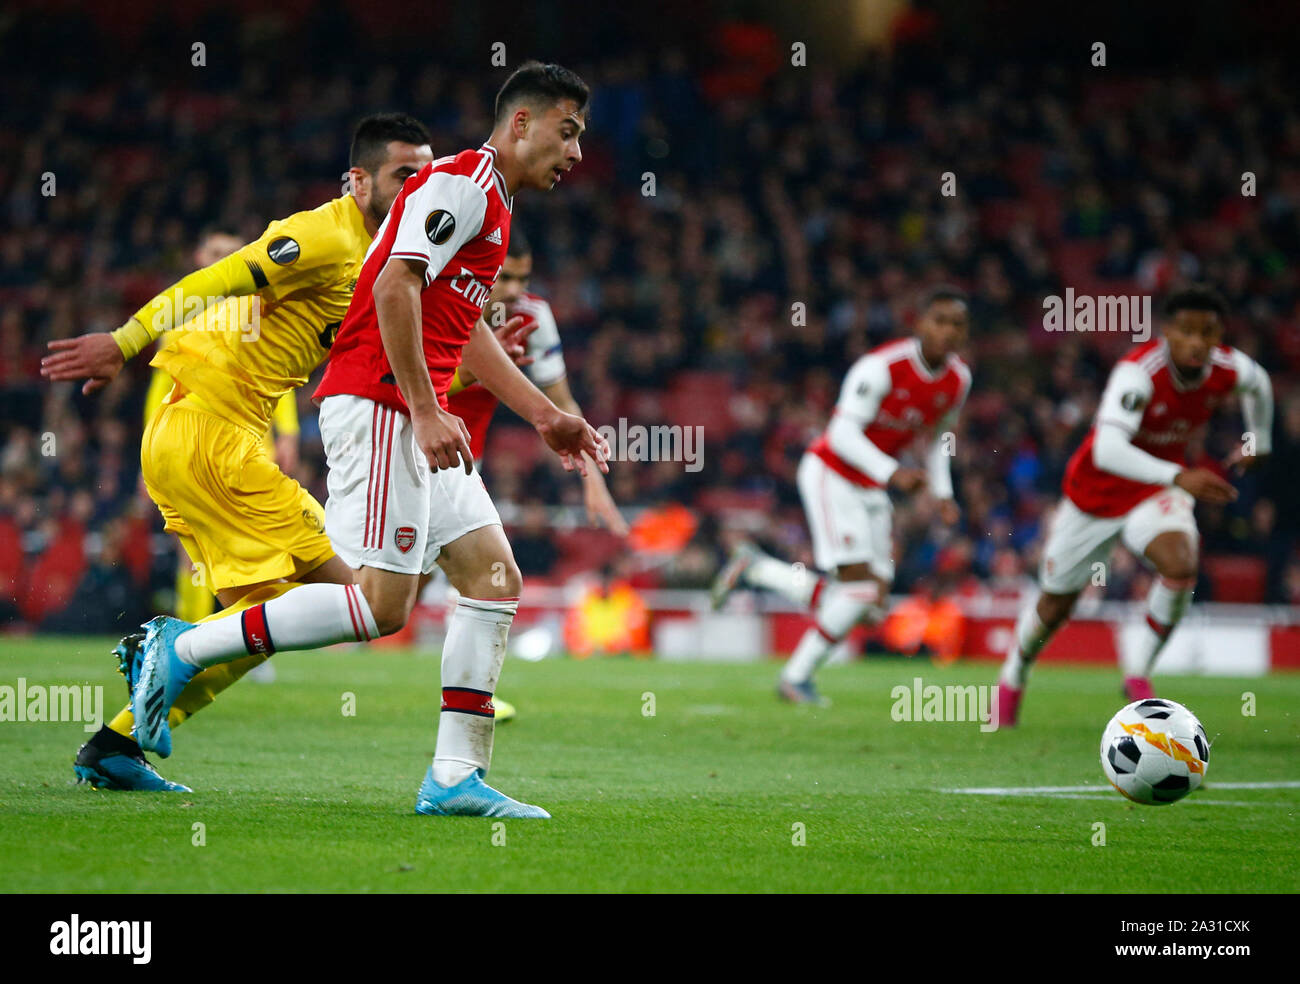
left=412, top=404, right=475, bottom=474
left=41, top=332, right=125, bottom=395
left=534, top=408, right=609, bottom=477
left=1173, top=467, right=1237, bottom=504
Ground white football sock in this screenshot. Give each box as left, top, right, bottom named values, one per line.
left=177, top=583, right=378, bottom=667
left=743, top=552, right=819, bottom=607
left=781, top=580, right=882, bottom=684
left=432, top=596, right=518, bottom=786
left=1000, top=599, right=1056, bottom=688
left=1135, top=575, right=1194, bottom=677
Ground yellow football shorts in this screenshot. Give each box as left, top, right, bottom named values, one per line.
left=141, top=394, right=334, bottom=592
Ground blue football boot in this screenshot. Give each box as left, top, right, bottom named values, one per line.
left=415, top=767, right=550, bottom=819
left=74, top=740, right=191, bottom=792
left=132, top=616, right=199, bottom=758
left=113, top=632, right=146, bottom=696
left=778, top=676, right=831, bottom=707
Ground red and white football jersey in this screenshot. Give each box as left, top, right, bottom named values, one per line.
left=448, top=291, right=567, bottom=457
left=808, top=337, right=971, bottom=489
left=315, top=143, right=513, bottom=414
left=1063, top=338, right=1267, bottom=517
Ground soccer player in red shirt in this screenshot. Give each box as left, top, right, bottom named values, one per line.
left=132, top=63, right=607, bottom=818
left=713, top=286, right=971, bottom=704
left=994, top=285, right=1273, bottom=727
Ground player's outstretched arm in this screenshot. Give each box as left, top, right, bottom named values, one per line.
left=1225, top=350, right=1274, bottom=473
left=41, top=251, right=256, bottom=395
left=374, top=257, right=473, bottom=474
left=926, top=409, right=961, bottom=523
left=461, top=317, right=608, bottom=476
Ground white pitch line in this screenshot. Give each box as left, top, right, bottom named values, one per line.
left=1022, top=794, right=1289, bottom=807
left=939, top=780, right=1300, bottom=806
left=941, top=780, right=1300, bottom=796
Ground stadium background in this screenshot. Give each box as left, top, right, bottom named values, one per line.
left=3, top=0, right=1299, bottom=657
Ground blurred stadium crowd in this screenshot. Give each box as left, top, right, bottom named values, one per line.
left=3, top=5, right=1300, bottom=632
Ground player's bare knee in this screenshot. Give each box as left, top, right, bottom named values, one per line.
left=463, top=557, right=521, bottom=599
left=1147, top=534, right=1198, bottom=582
left=1157, top=553, right=1198, bottom=583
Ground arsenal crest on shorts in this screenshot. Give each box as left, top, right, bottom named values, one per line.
left=395, top=526, right=417, bottom=553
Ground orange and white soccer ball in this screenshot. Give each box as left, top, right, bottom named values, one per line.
left=1100, top=699, right=1210, bottom=805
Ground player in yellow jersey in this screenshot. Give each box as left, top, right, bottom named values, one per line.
left=142, top=227, right=305, bottom=628
left=42, top=114, right=436, bottom=791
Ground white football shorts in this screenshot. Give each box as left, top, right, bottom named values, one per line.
left=318, top=394, right=501, bottom=576
left=1039, top=487, right=1198, bottom=595
left=797, top=451, right=895, bottom=581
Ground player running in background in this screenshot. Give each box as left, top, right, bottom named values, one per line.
left=994, top=285, right=1273, bottom=726
left=712, top=286, right=971, bottom=705
left=131, top=62, right=607, bottom=819
left=42, top=114, right=436, bottom=790
left=449, top=227, right=627, bottom=533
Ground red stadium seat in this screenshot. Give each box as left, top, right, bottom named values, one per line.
left=1202, top=555, right=1267, bottom=604
left=661, top=389, right=735, bottom=438
left=20, top=521, right=86, bottom=623
left=1052, top=240, right=1109, bottom=291
left=552, top=528, right=627, bottom=581
left=120, top=515, right=154, bottom=586
left=1026, top=187, right=1064, bottom=241
left=695, top=487, right=776, bottom=515
left=0, top=516, right=23, bottom=603
left=1005, top=144, right=1046, bottom=191
left=483, top=425, right=545, bottom=473
left=979, top=200, right=1027, bottom=240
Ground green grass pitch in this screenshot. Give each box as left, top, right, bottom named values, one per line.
left=2, top=636, right=1297, bottom=893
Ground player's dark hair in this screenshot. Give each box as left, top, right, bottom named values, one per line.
left=919, top=284, right=968, bottom=313
left=494, top=61, right=589, bottom=124
left=349, top=113, right=432, bottom=172
left=507, top=227, right=532, bottom=259
left=1163, top=284, right=1228, bottom=321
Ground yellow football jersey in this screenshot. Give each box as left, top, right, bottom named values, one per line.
left=150, top=195, right=368, bottom=434
left=144, top=364, right=298, bottom=440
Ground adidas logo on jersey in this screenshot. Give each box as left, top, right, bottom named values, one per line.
left=485, top=227, right=503, bottom=245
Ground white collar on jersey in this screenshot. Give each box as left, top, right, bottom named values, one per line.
left=479, top=142, right=513, bottom=212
